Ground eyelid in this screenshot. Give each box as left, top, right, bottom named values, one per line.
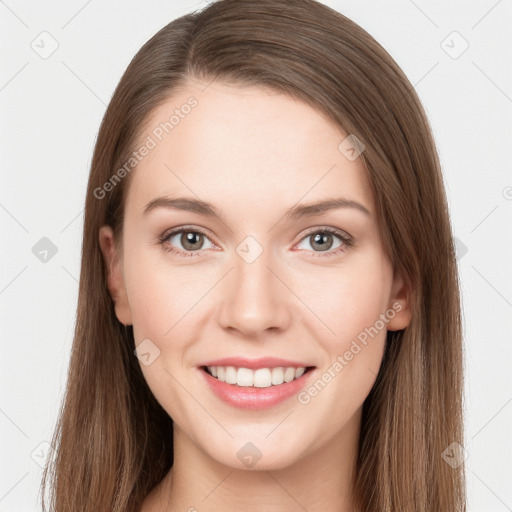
left=297, top=225, right=353, bottom=244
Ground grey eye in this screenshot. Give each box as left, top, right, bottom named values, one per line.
left=168, top=230, right=214, bottom=251
left=297, top=232, right=344, bottom=252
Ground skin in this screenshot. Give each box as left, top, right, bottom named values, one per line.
left=99, top=79, right=412, bottom=511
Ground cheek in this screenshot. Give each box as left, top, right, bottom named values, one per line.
left=123, top=248, right=201, bottom=413
left=295, top=252, right=393, bottom=345
left=295, top=253, right=392, bottom=400
left=124, top=246, right=210, bottom=338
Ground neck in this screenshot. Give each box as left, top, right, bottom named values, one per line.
left=143, top=410, right=362, bottom=512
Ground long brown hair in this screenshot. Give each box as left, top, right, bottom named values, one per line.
left=40, top=0, right=466, bottom=510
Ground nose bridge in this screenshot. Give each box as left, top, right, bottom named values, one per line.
left=217, top=239, right=291, bottom=335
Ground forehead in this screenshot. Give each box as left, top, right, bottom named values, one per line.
left=124, top=80, right=374, bottom=220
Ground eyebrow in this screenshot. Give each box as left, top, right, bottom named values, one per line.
left=142, top=196, right=371, bottom=221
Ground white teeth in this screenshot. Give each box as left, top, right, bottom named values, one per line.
left=284, top=367, right=296, bottom=382
left=253, top=368, right=272, bottom=387
left=271, top=367, right=284, bottom=385
left=237, top=367, right=254, bottom=387
left=295, top=367, right=305, bottom=378
left=206, top=365, right=308, bottom=387
left=225, top=366, right=237, bottom=384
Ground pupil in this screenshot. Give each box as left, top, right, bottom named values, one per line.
left=182, top=231, right=202, bottom=250
left=312, top=233, right=332, bottom=251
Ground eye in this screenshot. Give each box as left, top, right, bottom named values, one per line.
left=295, top=227, right=353, bottom=257
left=159, top=225, right=353, bottom=258
left=159, top=226, right=215, bottom=257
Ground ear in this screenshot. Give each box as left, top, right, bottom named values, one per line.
left=98, top=225, right=133, bottom=326
left=386, top=271, right=412, bottom=331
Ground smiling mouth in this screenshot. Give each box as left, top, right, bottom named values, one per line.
left=201, top=365, right=315, bottom=388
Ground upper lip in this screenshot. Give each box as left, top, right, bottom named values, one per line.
left=199, top=357, right=315, bottom=370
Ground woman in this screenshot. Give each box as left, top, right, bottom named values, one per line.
left=40, top=0, right=466, bottom=510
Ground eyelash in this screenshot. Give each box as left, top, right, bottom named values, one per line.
left=158, top=225, right=353, bottom=258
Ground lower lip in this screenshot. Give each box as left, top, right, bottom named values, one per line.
left=199, top=367, right=315, bottom=410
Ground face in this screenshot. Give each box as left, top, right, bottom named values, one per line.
left=99, top=79, right=411, bottom=471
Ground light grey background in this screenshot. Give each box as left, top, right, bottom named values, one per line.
left=1, top=0, right=511, bottom=510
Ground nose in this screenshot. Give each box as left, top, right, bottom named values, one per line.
left=217, top=248, right=292, bottom=338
